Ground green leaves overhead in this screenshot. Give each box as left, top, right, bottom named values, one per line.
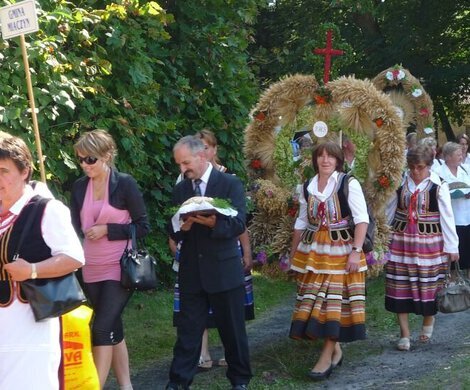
left=0, top=0, right=259, bottom=268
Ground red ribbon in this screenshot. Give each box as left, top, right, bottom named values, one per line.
left=408, top=189, right=419, bottom=224
left=317, top=202, right=326, bottom=224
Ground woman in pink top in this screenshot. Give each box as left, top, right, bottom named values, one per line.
left=71, top=129, right=149, bottom=389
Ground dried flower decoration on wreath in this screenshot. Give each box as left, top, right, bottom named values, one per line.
left=250, top=158, right=263, bottom=170
left=375, top=174, right=393, bottom=190
left=424, top=126, right=434, bottom=134
left=374, top=117, right=384, bottom=128
left=255, top=251, right=268, bottom=265
left=411, top=85, right=423, bottom=98
left=252, top=110, right=267, bottom=121
left=313, top=85, right=332, bottom=105
left=385, top=65, right=406, bottom=81
left=286, top=193, right=300, bottom=217
left=419, top=107, right=430, bottom=116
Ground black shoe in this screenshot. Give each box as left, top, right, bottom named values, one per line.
left=232, top=385, right=248, bottom=390
left=307, top=364, right=333, bottom=381
left=332, top=354, right=344, bottom=369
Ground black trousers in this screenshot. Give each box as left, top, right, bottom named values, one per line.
left=169, top=285, right=252, bottom=387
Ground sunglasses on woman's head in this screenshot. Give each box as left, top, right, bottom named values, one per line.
left=78, top=156, right=98, bottom=165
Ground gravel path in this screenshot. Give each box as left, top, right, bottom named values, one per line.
left=105, top=292, right=470, bottom=389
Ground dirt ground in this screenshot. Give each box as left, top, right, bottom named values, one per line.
left=105, top=293, right=470, bottom=389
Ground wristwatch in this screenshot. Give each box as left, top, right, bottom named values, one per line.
left=351, top=246, right=363, bottom=253
left=30, top=263, right=38, bottom=279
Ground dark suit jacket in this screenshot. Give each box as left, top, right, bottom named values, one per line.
left=170, top=168, right=246, bottom=294
left=70, top=168, right=150, bottom=240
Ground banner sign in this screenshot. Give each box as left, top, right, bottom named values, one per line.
left=0, top=0, right=38, bottom=39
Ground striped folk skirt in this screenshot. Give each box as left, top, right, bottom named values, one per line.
left=385, top=224, right=447, bottom=316
left=289, top=228, right=366, bottom=343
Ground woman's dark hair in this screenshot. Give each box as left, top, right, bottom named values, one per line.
left=311, top=141, right=344, bottom=173
left=0, top=132, right=33, bottom=182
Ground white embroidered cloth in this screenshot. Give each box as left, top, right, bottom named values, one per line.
left=171, top=196, right=238, bottom=232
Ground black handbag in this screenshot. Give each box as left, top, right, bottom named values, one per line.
left=436, top=260, right=470, bottom=314
left=15, top=197, right=86, bottom=322
left=120, top=224, right=157, bottom=291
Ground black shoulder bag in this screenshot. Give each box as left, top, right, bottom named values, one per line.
left=15, top=198, right=86, bottom=322
left=120, top=224, right=157, bottom=291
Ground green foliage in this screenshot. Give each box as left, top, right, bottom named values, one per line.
left=0, top=0, right=260, bottom=272
left=211, top=197, right=233, bottom=209
left=273, top=106, right=316, bottom=187
left=272, top=127, right=297, bottom=189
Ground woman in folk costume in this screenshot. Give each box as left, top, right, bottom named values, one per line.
left=289, top=141, right=369, bottom=381
left=386, top=144, right=459, bottom=351
left=0, top=133, right=84, bottom=390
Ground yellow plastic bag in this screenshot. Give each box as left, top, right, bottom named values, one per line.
left=61, top=305, right=99, bottom=390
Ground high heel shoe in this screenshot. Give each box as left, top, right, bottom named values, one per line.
left=307, top=364, right=333, bottom=381
left=332, top=354, right=343, bottom=369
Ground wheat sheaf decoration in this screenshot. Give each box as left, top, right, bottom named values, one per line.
left=244, top=73, right=406, bottom=277
left=372, top=65, right=434, bottom=139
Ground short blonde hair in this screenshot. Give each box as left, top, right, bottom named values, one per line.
left=195, top=128, right=220, bottom=164
left=74, top=129, right=117, bottom=165
left=196, top=129, right=218, bottom=148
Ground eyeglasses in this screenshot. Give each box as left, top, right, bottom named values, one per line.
left=78, top=156, right=98, bottom=165
left=409, top=164, right=428, bottom=171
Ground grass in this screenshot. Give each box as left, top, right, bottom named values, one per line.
left=412, top=354, right=470, bottom=389
left=189, top=274, right=426, bottom=389
left=122, top=269, right=296, bottom=369
left=122, top=271, right=449, bottom=389
left=365, top=273, right=421, bottom=332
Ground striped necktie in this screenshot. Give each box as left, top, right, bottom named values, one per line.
left=194, top=179, right=202, bottom=196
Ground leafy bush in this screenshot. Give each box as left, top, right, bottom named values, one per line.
left=0, top=0, right=259, bottom=280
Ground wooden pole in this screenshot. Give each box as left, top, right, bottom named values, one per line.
left=19, top=34, right=46, bottom=183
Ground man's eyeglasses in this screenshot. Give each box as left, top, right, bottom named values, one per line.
left=78, top=156, right=98, bottom=165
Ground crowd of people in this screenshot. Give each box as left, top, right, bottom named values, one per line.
left=1, top=128, right=469, bottom=389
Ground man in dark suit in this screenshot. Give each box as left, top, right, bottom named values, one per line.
left=166, top=136, right=252, bottom=390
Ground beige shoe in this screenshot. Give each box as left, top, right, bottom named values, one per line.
left=419, top=318, right=435, bottom=343
left=217, top=358, right=228, bottom=367
left=197, top=356, right=213, bottom=370
left=397, top=337, right=410, bottom=351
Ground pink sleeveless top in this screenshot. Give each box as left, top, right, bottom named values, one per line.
left=80, top=172, right=130, bottom=282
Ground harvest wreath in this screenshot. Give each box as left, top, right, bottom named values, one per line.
left=372, top=65, right=434, bottom=139
left=244, top=74, right=406, bottom=277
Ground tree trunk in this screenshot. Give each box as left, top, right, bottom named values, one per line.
left=434, top=99, right=455, bottom=141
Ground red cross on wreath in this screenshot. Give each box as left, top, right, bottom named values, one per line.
left=313, top=30, right=344, bottom=84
